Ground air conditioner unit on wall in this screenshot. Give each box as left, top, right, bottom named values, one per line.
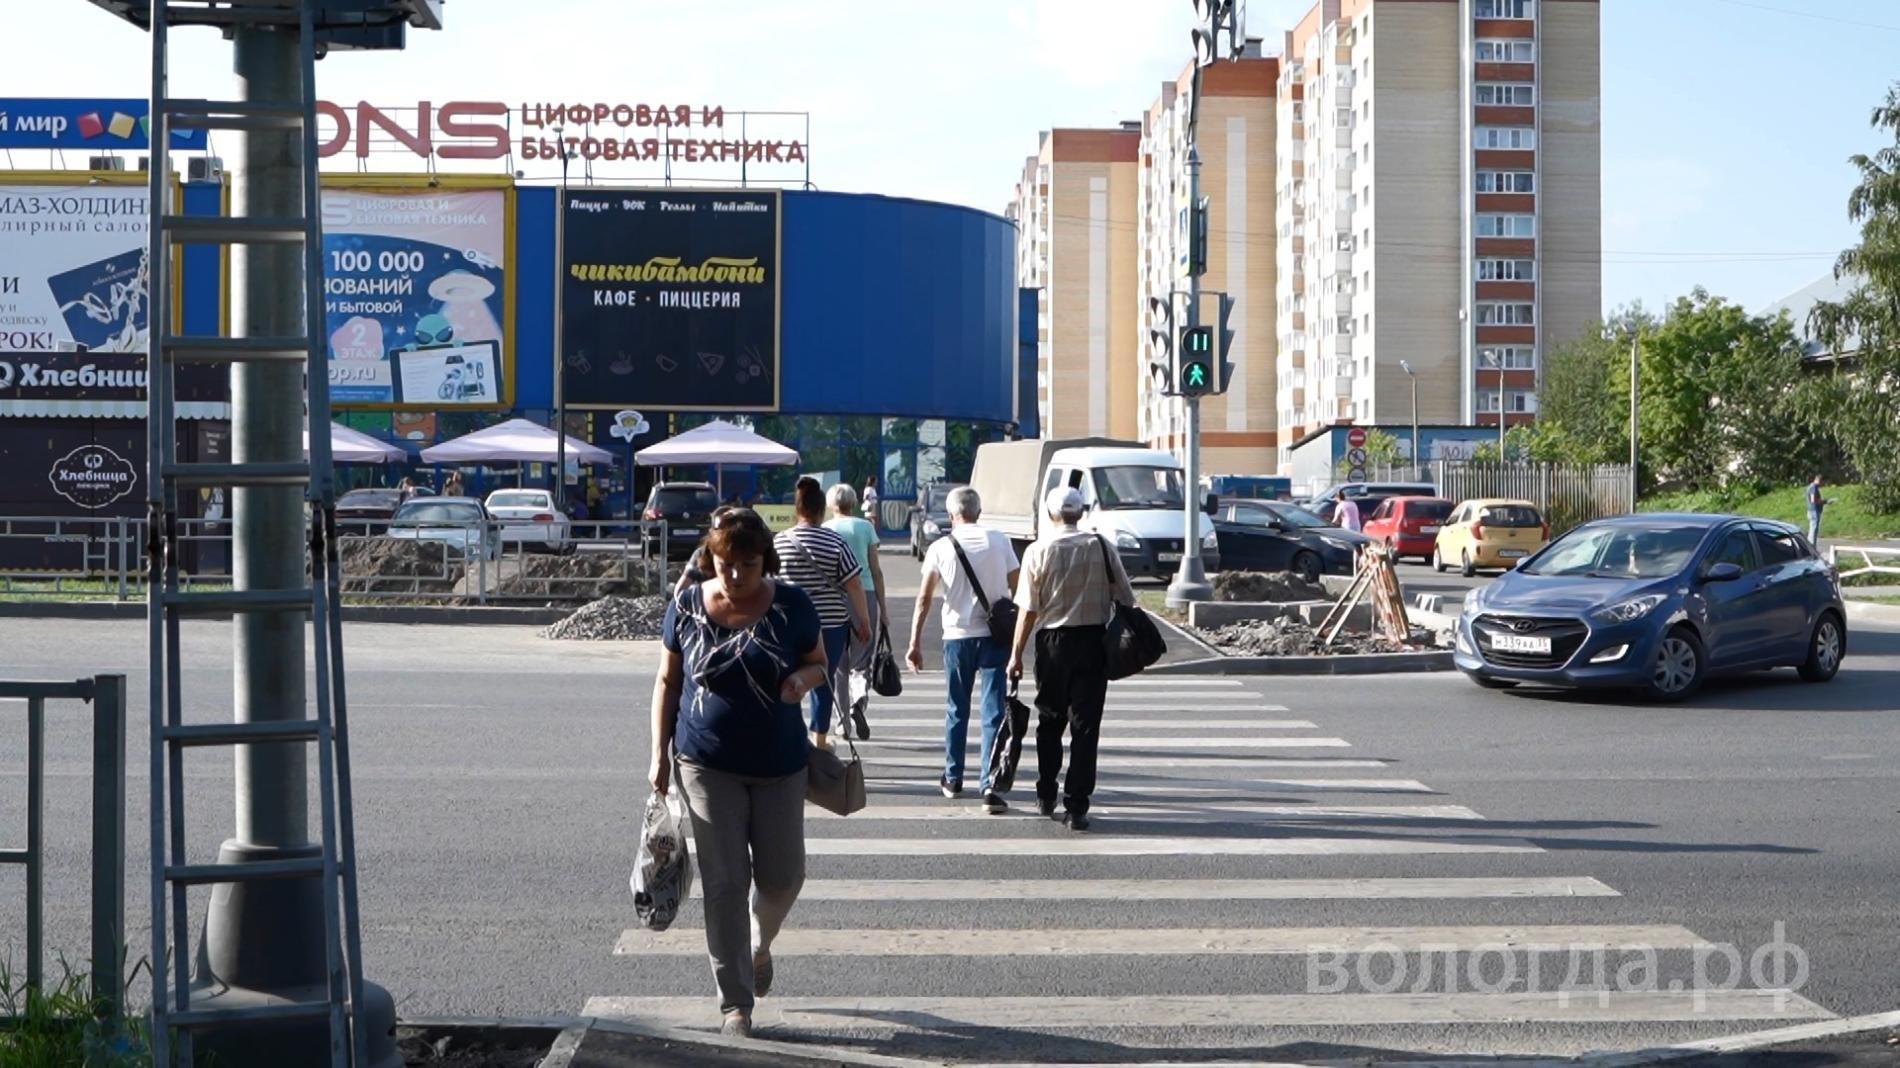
left=88, top=156, right=126, bottom=171
left=188, top=156, right=224, bottom=183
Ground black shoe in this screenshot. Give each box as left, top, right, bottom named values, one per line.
left=940, top=776, right=963, bottom=799
left=1036, top=796, right=1056, bottom=817
left=1066, top=811, right=1091, bottom=832
left=851, top=699, right=871, bottom=741
left=982, top=793, right=1008, bottom=815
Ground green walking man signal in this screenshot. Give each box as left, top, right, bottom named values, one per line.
left=1179, top=325, right=1214, bottom=397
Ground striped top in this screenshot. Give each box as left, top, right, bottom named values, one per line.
left=773, top=523, right=862, bottom=629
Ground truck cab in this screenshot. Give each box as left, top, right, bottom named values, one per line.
left=1041, top=446, right=1220, bottom=581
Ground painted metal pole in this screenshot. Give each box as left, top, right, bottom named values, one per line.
left=1629, top=331, right=1640, bottom=510
left=90, top=675, right=126, bottom=1028
left=553, top=132, right=569, bottom=508
left=1166, top=87, right=1212, bottom=609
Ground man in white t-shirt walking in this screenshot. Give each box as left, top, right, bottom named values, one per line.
left=907, top=486, right=1021, bottom=813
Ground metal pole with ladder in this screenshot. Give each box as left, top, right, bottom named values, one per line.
left=136, top=2, right=376, bottom=1064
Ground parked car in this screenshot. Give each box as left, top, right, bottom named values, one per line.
left=483, top=488, right=571, bottom=553
left=909, top=483, right=955, bottom=560
left=642, top=482, right=721, bottom=560
left=1303, top=481, right=1438, bottom=525
left=1455, top=514, right=1846, bottom=701
left=1212, top=499, right=1370, bottom=583
left=1362, top=496, right=1455, bottom=563
left=386, top=497, right=501, bottom=562
left=1433, top=498, right=1549, bottom=576
left=335, top=488, right=406, bottom=535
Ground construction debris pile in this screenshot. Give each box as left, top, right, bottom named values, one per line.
left=542, top=595, right=670, bottom=641
left=1213, top=570, right=1330, bottom=603
left=1201, top=617, right=1442, bottom=657
left=337, top=537, right=461, bottom=596
left=495, top=552, right=654, bottom=602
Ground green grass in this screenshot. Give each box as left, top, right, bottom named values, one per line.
left=1135, top=588, right=1187, bottom=624
left=1854, top=595, right=1900, bottom=606
left=0, top=958, right=151, bottom=1067
left=1641, top=483, right=1900, bottom=541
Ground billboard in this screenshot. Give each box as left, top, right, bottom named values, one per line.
left=560, top=188, right=780, bottom=411
left=321, top=179, right=513, bottom=408
left=0, top=98, right=208, bottom=151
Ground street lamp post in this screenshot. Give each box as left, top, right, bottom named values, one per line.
left=553, top=125, right=570, bottom=509
left=1628, top=329, right=1640, bottom=510
left=1399, top=360, right=1419, bottom=481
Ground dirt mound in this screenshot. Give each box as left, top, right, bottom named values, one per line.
left=494, top=551, right=655, bottom=602
left=542, top=595, right=669, bottom=641
left=1201, top=616, right=1441, bottom=656
left=338, top=536, right=463, bottom=595
left=1214, top=570, right=1329, bottom=603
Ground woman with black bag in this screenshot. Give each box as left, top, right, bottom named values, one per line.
left=648, top=508, right=827, bottom=1037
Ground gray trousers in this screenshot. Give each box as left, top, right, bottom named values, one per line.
left=676, top=758, right=808, bottom=1014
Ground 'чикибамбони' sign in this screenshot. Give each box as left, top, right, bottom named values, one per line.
left=559, top=189, right=780, bottom=411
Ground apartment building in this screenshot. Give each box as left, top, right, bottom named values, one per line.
left=1136, top=54, right=1282, bottom=476
left=1008, top=127, right=1142, bottom=441
left=1273, top=0, right=1601, bottom=470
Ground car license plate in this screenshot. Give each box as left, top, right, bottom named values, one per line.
left=1492, top=633, right=1551, bottom=654
left=1420, top=525, right=1440, bottom=534
left=1157, top=551, right=1182, bottom=563
left=674, top=528, right=700, bottom=537
left=1499, top=548, right=1528, bottom=558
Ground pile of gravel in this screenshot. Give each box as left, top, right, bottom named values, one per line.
left=542, top=594, right=669, bottom=641
left=1201, top=616, right=1441, bottom=656
left=1214, top=570, right=1330, bottom=603
left=338, top=536, right=462, bottom=595
left=496, top=551, right=654, bottom=602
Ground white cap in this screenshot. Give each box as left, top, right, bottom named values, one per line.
left=1045, top=485, right=1085, bottom=519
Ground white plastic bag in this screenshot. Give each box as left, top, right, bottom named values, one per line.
left=630, top=788, right=694, bottom=932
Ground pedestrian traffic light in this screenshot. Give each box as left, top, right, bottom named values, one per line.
left=1148, top=295, right=1178, bottom=395
left=1179, top=325, right=1214, bottom=397
left=1216, top=291, right=1237, bottom=394
left=1188, top=197, right=1210, bottom=277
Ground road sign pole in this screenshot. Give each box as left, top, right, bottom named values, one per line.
left=1167, top=132, right=1212, bottom=609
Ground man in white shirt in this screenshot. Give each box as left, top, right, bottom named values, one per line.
left=907, top=486, right=1021, bottom=813
left=1334, top=489, right=1363, bottom=533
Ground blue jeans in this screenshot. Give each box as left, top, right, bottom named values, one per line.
left=943, top=636, right=1009, bottom=791
left=806, top=624, right=850, bottom=733
left=1809, top=508, right=1822, bottom=548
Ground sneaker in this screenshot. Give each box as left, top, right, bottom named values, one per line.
left=981, top=793, right=1008, bottom=815
left=1066, top=811, right=1091, bottom=832
left=721, top=1009, right=753, bottom=1038
left=851, top=699, right=871, bottom=741
left=939, top=776, right=963, bottom=799
left=1036, top=796, right=1056, bottom=817
left=752, top=948, right=774, bottom=997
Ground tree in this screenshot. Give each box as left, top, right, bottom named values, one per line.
left=1362, top=429, right=1403, bottom=467
left=1533, top=323, right=1630, bottom=465
left=1809, top=83, right=1900, bottom=512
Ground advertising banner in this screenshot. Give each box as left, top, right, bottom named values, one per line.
left=0, top=98, right=208, bottom=151
left=560, top=188, right=780, bottom=411
left=0, top=180, right=155, bottom=404
left=322, top=183, right=511, bottom=408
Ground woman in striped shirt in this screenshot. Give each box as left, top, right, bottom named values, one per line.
left=773, top=477, right=871, bottom=748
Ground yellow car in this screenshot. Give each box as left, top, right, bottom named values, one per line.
left=1432, top=498, right=1549, bottom=576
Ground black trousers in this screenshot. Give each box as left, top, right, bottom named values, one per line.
left=1034, top=624, right=1108, bottom=815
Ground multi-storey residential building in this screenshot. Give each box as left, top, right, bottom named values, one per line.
left=1008, top=126, right=1142, bottom=440
left=1136, top=52, right=1282, bottom=476
left=1272, top=0, right=1601, bottom=470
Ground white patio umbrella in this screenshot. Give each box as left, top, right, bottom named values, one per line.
left=635, top=419, right=798, bottom=496
left=303, top=422, right=407, bottom=464
left=419, top=418, right=613, bottom=466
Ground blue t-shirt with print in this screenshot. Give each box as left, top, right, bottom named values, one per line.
left=662, top=580, right=819, bottom=778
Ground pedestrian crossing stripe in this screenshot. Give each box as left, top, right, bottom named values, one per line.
left=806, top=803, right=1484, bottom=821
left=581, top=990, right=1834, bottom=1029
left=612, top=923, right=1710, bottom=957
left=862, top=718, right=1317, bottom=730
left=862, top=777, right=1437, bottom=793
left=861, top=755, right=1389, bottom=770
left=787, top=876, right=1621, bottom=901
left=862, top=736, right=1353, bottom=750
left=800, top=836, right=1542, bottom=856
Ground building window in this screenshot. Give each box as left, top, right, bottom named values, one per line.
left=1477, top=258, right=1536, bottom=281
left=1335, top=107, right=1354, bottom=129
left=1476, top=214, right=1536, bottom=237
left=1475, top=302, right=1536, bottom=326
left=1476, top=170, right=1536, bottom=193
left=1477, top=390, right=1535, bottom=414
left=1474, top=126, right=1537, bottom=150
left=1476, top=0, right=1534, bottom=19
left=1480, top=345, right=1538, bottom=370
left=1475, top=83, right=1536, bottom=107
left=1475, top=39, right=1536, bottom=63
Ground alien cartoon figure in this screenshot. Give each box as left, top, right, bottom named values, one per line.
left=404, top=313, right=455, bottom=350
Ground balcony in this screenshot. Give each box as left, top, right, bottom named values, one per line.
left=1333, top=249, right=1354, bottom=274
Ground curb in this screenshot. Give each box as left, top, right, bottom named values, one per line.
left=0, top=599, right=571, bottom=625
left=1844, top=599, right=1900, bottom=626
left=398, top=1013, right=951, bottom=1068
left=1147, top=649, right=1455, bottom=676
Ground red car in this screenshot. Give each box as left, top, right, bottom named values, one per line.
left=1362, top=496, right=1454, bottom=563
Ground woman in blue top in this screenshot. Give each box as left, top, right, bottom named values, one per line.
left=649, top=508, right=826, bottom=1037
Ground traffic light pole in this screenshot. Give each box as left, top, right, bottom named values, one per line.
left=1166, top=139, right=1213, bottom=609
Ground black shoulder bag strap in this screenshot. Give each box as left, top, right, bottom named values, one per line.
left=949, top=535, right=996, bottom=618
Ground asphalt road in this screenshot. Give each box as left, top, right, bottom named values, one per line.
left=2, top=559, right=1893, bottom=1064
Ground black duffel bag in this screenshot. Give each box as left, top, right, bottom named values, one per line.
left=1095, top=535, right=1166, bottom=680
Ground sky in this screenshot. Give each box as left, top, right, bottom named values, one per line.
left=5, top=0, right=1897, bottom=315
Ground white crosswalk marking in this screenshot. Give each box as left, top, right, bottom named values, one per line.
left=863, top=777, right=1438, bottom=793
left=865, top=735, right=1352, bottom=749
left=863, top=718, right=1318, bottom=730
left=802, top=836, right=1541, bottom=856
left=806, top=803, right=1484, bottom=821
left=789, top=876, right=1621, bottom=901
left=863, top=754, right=1389, bottom=769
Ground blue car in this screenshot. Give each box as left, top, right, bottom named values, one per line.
left=1454, top=513, right=1846, bottom=701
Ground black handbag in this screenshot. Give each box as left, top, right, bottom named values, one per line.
left=870, top=622, right=903, bottom=698
left=949, top=535, right=1020, bottom=648
left=984, top=680, right=1034, bottom=793
left=1096, top=536, right=1166, bottom=680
